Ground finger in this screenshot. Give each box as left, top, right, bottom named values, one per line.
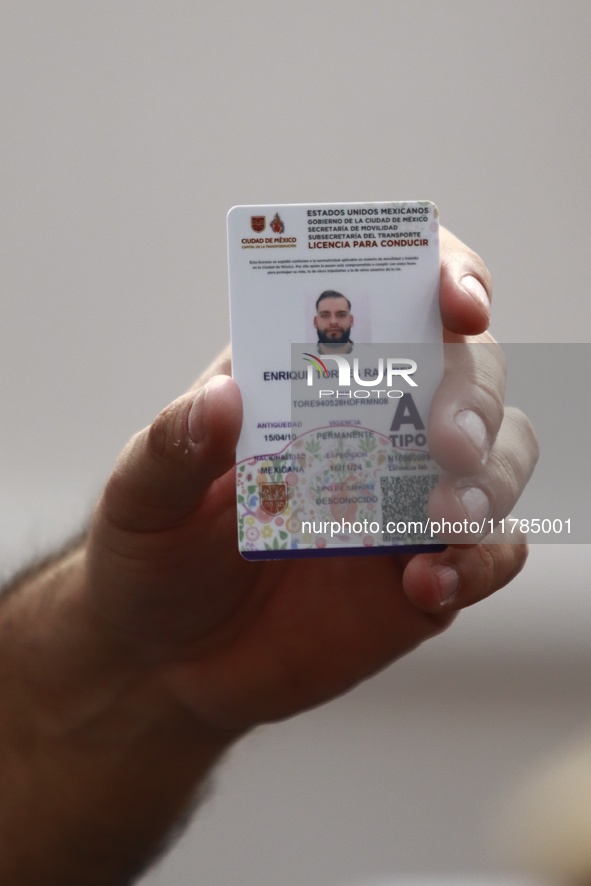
left=439, top=227, right=492, bottom=335
left=99, top=375, right=242, bottom=533
left=429, top=338, right=506, bottom=475
left=429, top=407, right=540, bottom=543
left=403, top=527, right=529, bottom=613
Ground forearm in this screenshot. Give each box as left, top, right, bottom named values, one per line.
left=0, top=544, right=235, bottom=885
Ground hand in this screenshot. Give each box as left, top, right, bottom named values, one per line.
left=85, top=228, right=538, bottom=733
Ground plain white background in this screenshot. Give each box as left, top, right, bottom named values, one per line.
left=1, top=2, right=590, bottom=884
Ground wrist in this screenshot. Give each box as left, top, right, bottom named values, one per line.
left=0, top=543, right=238, bottom=882
left=2, top=542, right=239, bottom=744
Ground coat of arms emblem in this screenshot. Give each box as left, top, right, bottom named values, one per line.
left=259, top=483, right=288, bottom=516
left=251, top=215, right=266, bottom=232
left=269, top=213, right=285, bottom=234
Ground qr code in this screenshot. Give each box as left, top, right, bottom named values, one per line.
left=380, top=473, right=440, bottom=541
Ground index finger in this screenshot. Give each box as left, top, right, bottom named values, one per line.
left=439, top=227, right=493, bottom=336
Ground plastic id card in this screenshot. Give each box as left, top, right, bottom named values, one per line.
left=228, top=201, right=444, bottom=560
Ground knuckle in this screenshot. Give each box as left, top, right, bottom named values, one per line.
left=500, top=541, right=529, bottom=588
left=506, top=407, right=540, bottom=469
left=487, top=447, right=522, bottom=509
left=444, top=341, right=506, bottom=422
left=475, top=540, right=527, bottom=595
left=475, top=542, right=498, bottom=582
left=455, top=543, right=499, bottom=604
left=476, top=372, right=506, bottom=427
left=478, top=341, right=507, bottom=394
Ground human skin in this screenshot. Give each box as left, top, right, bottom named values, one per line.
left=0, top=228, right=538, bottom=884
left=315, top=294, right=354, bottom=343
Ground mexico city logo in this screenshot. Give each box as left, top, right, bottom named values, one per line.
left=302, top=352, right=417, bottom=400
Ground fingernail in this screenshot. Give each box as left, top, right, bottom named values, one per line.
left=433, top=564, right=459, bottom=604
left=456, top=486, right=490, bottom=524
left=454, top=409, right=489, bottom=464
left=461, top=275, right=489, bottom=312
left=188, top=386, right=206, bottom=443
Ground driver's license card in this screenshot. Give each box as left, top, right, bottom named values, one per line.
left=227, top=201, right=444, bottom=560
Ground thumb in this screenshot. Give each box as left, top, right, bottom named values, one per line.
left=99, top=376, right=242, bottom=532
